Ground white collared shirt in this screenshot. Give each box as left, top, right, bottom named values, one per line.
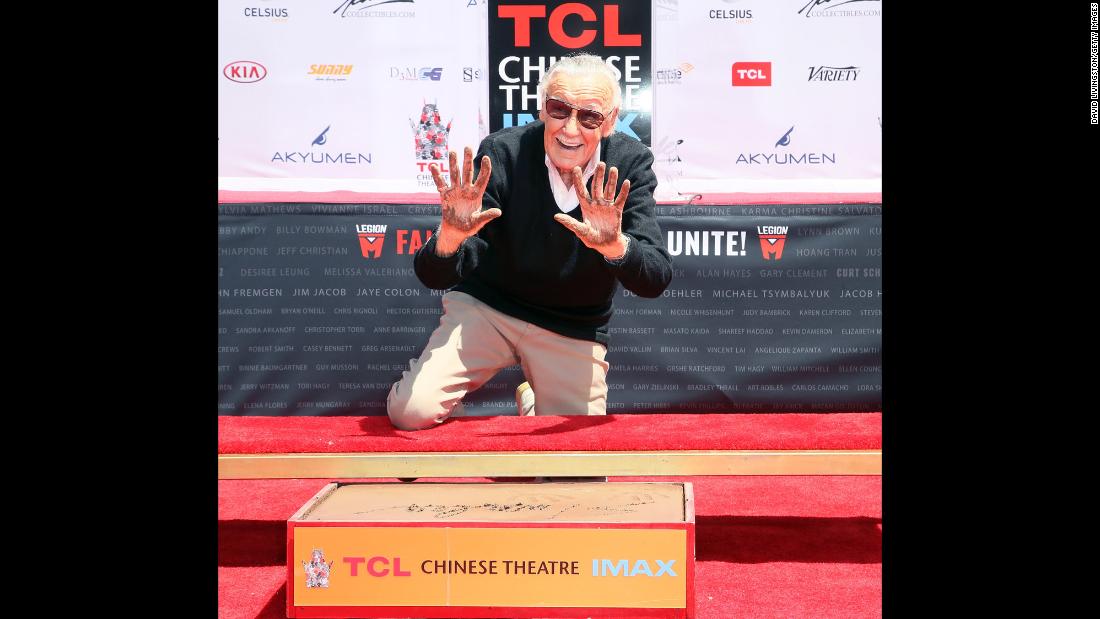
left=544, top=143, right=601, bottom=213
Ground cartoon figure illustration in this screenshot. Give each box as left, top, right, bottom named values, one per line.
left=410, top=101, right=452, bottom=160
left=303, top=548, right=333, bottom=588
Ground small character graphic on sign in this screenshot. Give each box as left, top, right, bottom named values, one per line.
left=410, top=101, right=452, bottom=160
left=303, top=548, right=333, bottom=588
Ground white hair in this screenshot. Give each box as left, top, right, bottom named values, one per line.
left=537, top=54, right=622, bottom=113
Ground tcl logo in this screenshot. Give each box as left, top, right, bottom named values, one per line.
left=343, top=556, right=412, bottom=577
left=498, top=3, right=641, bottom=48
left=731, top=62, right=771, bottom=86
left=224, top=61, right=267, bottom=83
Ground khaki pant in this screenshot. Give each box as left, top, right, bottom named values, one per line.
left=387, top=291, right=609, bottom=430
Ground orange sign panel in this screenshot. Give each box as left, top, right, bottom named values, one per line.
left=293, top=526, right=688, bottom=608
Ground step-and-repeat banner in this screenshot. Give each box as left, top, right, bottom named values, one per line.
left=218, top=1, right=881, bottom=196
left=218, top=203, right=881, bottom=416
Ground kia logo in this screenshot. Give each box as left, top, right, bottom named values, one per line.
left=224, top=61, right=267, bottom=83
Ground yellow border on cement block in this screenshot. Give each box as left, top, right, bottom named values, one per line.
left=218, top=450, right=881, bottom=479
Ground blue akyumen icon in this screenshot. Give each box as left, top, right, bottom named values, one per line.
left=775, top=126, right=794, bottom=148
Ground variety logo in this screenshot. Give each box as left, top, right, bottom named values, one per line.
left=798, top=0, right=881, bottom=18
left=655, top=62, right=693, bottom=85
left=243, top=7, right=289, bottom=19
left=272, top=127, right=372, bottom=166
left=390, top=67, right=442, bottom=81
left=757, top=226, right=788, bottom=260
left=807, top=65, right=860, bottom=81
left=333, top=0, right=414, bottom=18
left=223, top=61, right=267, bottom=83
left=308, top=64, right=353, bottom=82
left=356, top=224, right=387, bottom=259
left=732, top=62, right=771, bottom=86
left=735, top=128, right=836, bottom=166
left=462, top=67, right=483, bottom=82
left=303, top=549, right=333, bottom=588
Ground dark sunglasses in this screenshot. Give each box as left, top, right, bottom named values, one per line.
left=544, top=98, right=609, bottom=130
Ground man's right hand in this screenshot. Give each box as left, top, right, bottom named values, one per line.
left=430, top=147, right=501, bottom=256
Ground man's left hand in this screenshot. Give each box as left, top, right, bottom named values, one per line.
left=554, top=162, right=630, bottom=260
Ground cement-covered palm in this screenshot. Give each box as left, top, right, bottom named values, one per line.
left=430, top=147, right=500, bottom=244
left=553, top=162, right=630, bottom=257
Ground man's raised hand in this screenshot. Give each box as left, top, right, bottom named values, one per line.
left=553, top=162, right=630, bottom=260
left=430, top=147, right=500, bottom=256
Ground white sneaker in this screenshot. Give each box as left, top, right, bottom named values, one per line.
left=515, top=381, right=535, bottom=416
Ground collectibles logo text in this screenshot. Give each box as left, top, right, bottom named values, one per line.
left=799, top=0, right=881, bottom=18
left=272, top=127, right=372, bottom=166
left=224, top=61, right=267, bottom=83
left=734, top=127, right=837, bottom=166
left=731, top=62, right=770, bottom=86
left=807, top=65, right=860, bottom=81
left=333, top=0, right=414, bottom=18
left=757, top=226, right=788, bottom=260
left=309, top=64, right=353, bottom=82
left=356, top=225, right=435, bottom=258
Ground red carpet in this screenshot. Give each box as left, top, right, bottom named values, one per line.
left=219, top=475, right=881, bottom=618
left=218, top=414, right=881, bottom=453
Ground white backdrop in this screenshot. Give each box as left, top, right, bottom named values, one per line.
left=218, top=1, right=881, bottom=197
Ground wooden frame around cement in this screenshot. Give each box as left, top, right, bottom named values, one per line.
left=219, top=449, right=881, bottom=479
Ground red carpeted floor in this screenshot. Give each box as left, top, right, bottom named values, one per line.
left=219, top=475, right=881, bottom=618
left=218, top=414, right=881, bottom=454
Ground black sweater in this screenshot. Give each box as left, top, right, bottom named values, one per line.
left=413, top=121, right=673, bottom=345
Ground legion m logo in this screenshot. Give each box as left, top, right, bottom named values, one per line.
left=356, top=224, right=388, bottom=259
left=757, top=226, right=789, bottom=260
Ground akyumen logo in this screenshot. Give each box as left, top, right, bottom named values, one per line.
left=357, top=224, right=387, bottom=259
left=271, top=126, right=371, bottom=165
left=303, top=548, right=334, bottom=588
left=775, top=126, right=794, bottom=148
left=758, top=226, right=788, bottom=260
